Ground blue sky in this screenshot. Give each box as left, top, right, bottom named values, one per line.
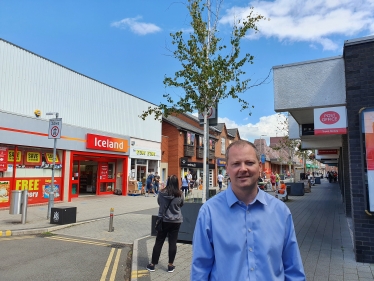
left=0, top=0, right=373, bottom=144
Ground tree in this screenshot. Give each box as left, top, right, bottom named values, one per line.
left=273, top=113, right=311, bottom=182
left=139, top=0, right=267, bottom=121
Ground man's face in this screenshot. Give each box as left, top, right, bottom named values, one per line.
left=226, top=144, right=261, bottom=191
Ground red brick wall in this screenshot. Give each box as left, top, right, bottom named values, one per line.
left=161, top=135, right=169, bottom=162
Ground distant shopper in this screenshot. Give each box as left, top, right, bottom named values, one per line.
left=145, top=173, right=154, bottom=197
left=270, top=172, right=276, bottom=191
left=181, top=175, right=189, bottom=196
left=217, top=172, right=224, bottom=191
left=154, top=172, right=160, bottom=195
left=146, top=175, right=184, bottom=273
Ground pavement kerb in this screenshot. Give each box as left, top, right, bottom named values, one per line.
left=0, top=217, right=109, bottom=237
left=131, top=234, right=151, bottom=281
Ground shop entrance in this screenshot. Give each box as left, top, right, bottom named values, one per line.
left=71, top=156, right=116, bottom=198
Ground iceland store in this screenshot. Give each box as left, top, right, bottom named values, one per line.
left=0, top=38, right=161, bottom=207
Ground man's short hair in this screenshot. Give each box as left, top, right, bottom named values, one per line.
left=225, top=140, right=259, bottom=162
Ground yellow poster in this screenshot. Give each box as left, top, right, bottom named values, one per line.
left=25, top=151, right=42, bottom=165
left=45, top=153, right=60, bottom=164
left=8, top=150, right=22, bottom=163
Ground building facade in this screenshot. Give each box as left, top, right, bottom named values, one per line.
left=273, top=35, right=374, bottom=263
left=0, top=39, right=161, bottom=207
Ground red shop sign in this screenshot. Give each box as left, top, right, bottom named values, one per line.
left=0, top=147, right=8, bottom=172
left=86, top=133, right=129, bottom=153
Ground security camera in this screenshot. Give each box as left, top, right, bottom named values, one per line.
left=34, top=109, right=41, bottom=118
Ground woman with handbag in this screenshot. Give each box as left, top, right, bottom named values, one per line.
left=146, top=175, right=184, bottom=273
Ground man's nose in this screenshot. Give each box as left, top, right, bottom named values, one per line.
left=238, top=163, right=248, bottom=171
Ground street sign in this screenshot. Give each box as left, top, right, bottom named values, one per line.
left=48, top=118, right=62, bottom=139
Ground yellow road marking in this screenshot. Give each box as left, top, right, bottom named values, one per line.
left=0, top=235, right=34, bottom=241
left=109, top=248, right=122, bottom=281
left=100, top=248, right=115, bottom=281
left=46, top=236, right=110, bottom=247
left=131, top=270, right=149, bottom=278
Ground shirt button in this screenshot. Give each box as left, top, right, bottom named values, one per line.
left=248, top=229, right=251, bottom=232
left=250, top=267, right=254, bottom=271
left=249, top=248, right=253, bottom=252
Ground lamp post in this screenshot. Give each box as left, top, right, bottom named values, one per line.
left=260, top=135, right=267, bottom=164
left=46, top=112, right=61, bottom=219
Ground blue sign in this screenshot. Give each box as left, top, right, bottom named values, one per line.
left=261, top=154, right=266, bottom=164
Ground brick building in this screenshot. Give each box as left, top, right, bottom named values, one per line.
left=161, top=113, right=240, bottom=188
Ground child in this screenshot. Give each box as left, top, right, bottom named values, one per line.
left=278, top=180, right=287, bottom=194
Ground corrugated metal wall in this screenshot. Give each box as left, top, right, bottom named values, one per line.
left=0, top=39, right=161, bottom=142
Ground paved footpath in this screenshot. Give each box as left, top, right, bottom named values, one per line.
left=1, top=181, right=374, bottom=281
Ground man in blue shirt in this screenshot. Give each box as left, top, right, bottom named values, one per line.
left=191, top=140, right=305, bottom=280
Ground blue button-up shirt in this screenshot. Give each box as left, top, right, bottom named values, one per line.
left=191, top=186, right=305, bottom=281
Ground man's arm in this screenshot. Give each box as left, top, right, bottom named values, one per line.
left=191, top=208, right=214, bottom=280
left=282, top=214, right=306, bottom=281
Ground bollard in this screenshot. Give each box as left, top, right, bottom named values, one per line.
left=109, top=208, right=114, bottom=232
left=21, top=190, right=28, bottom=224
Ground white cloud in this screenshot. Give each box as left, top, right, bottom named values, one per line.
left=111, top=16, right=161, bottom=35
left=219, top=113, right=287, bottom=144
left=220, top=0, right=374, bottom=50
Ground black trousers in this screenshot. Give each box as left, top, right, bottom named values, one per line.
left=151, top=221, right=181, bottom=265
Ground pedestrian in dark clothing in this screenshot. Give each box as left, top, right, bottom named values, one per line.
left=146, top=175, right=184, bottom=273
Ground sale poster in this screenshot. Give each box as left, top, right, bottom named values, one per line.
left=0, top=181, right=10, bottom=204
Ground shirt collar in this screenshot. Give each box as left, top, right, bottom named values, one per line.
left=226, top=184, right=268, bottom=207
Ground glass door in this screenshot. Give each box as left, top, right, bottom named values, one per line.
left=98, top=162, right=116, bottom=194
left=71, top=161, right=79, bottom=198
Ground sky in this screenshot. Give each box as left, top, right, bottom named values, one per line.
left=0, top=0, right=373, bottom=144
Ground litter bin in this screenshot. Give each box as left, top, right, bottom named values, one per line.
left=314, top=177, right=321, bottom=184
left=9, top=190, right=23, bottom=214
left=50, top=206, right=77, bottom=225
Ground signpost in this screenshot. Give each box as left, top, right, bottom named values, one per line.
left=47, top=113, right=62, bottom=219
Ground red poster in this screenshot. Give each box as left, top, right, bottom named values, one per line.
left=99, top=163, right=108, bottom=180
left=14, top=177, right=62, bottom=204
left=0, top=147, right=8, bottom=172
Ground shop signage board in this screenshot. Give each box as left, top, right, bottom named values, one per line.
left=317, top=149, right=338, bottom=155
left=217, top=158, right=226, bottom=167
left=48, top=118, right=62, bottom=139
left=314, top=106, right=347, bottom=135
left=86, top=133, right=129, bottom=153
left=0, top=147, right=8, bottom=171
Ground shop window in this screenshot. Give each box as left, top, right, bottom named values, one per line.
left=14, top=147, right=63, bottom=178
left=186, top=132, right=195, bottom=146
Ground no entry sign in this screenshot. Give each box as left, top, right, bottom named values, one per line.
left=48, top=118, right=62, bottom=139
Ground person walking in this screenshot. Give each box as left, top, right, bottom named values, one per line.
left=153, top=172, right=160, bottom=196
left=191, top=140, right=305, bottom=280
left=270, top=172, right=276, bottom=191
left=181, top=175, right=189, bottom=197
left=217, top=172, right=224, bottom=192
left=145, top=173, right=154, bottom=197
left=146, top=175, right=184, bottom=273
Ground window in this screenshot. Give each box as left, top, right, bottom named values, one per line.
left=186, top=132, right=195, bottom=146
left=221, top=138, right=226, bottom=154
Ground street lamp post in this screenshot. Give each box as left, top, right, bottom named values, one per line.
left=46, top=112, right=61, bottom=219
left=260, top=134, right=267, bottom=163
